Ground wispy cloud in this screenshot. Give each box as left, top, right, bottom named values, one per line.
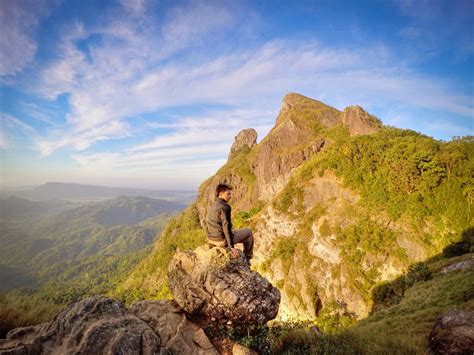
left=0, top=128, right=6, bottom=149
left=0, top=112, right=36, bottom=150
left=36, top=120, right=130, bottom=157
left=1, top=113, right=35, bottom=133
left=0, top=0, right=58, bottom=76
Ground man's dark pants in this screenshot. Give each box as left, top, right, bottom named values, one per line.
left=233, top=228, right=254, bottom=260
left=209, top=228, right=254, bottom=261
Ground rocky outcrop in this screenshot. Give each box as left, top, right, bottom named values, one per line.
left=0, top=296, right=217, bottom=355
left=441, top=256, right=474, bottom=273
left=341, top=105, right=382, bottom=136
left=130, top=300, right=217, bottom=354
left=228, top=129, right=257, bottom=159
left=428, top=309, right=474, bottom=354
left=168, top=245, right=280, bottom=324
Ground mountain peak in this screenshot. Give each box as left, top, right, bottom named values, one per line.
left=275, top=93, right=340, bottom=128
left=281, top=93, right=336, bottom=113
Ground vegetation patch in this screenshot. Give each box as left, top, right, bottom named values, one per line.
left=112, top=203, right=206, bottom=304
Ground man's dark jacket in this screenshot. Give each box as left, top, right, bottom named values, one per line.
left=206, top=197, right=234, bottom=248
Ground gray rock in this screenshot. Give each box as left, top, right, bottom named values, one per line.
left=429, top=309, right=474, bottom=354
left=168, top=245, right=280, bottom=324
left=0, top=296, right=218, bottom=355
left=130, top=300, right=217, bottom=354
left=0, top=296, right=162, bottom=355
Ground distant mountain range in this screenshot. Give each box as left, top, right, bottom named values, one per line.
left=0, top=196, right=72, bottom=218
left=0, top=195, right=185, bottom=294
left=4, top=182, right=196, bottom=204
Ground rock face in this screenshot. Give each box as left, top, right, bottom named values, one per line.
left=428, top=309, right=474, bottom=354
left=168, top=245, right=280, bottom=324
left=0, top=296, right=217, bottom=355
left=228, top=129, right=257, bottom=159
left=341, top=105, right=382, bottom=136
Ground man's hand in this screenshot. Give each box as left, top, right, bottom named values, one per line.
left=230, top=248, right=239, bottom=259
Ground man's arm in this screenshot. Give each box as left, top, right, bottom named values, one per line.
left=220, top=206, right=234, bottom=248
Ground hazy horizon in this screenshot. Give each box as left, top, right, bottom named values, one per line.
left=1, top=181, right=198, bottom=192
left=1, top=0, right=473, bottom=188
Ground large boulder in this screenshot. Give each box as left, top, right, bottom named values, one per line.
left=0, top=296, right=217, bottom=355
left=168, top=245, right=280, bottom=324
left=130, top=300, right=217, bottom=355
left=428, top=309, right=474, bottom=354
left=0, top=296, right=162, bottom=354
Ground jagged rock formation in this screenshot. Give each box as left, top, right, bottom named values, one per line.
left=0, top=296, right=217, bottom=354
left=428, top=309, right=474, bottom=354
left=168, top=246, right=280, bottom=324
left=228, top=129, right=257, bottom=159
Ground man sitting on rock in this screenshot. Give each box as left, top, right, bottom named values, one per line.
left=206, top=183, right=254, bottom=264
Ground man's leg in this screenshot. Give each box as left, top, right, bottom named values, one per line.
left=233, top=228, right=254, bottom=260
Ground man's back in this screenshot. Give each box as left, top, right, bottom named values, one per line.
left=206, top=197, right=233, bottom=247
left=207, top=184, right=254, bottom=263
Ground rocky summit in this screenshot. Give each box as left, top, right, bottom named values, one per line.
left=0, top=296, right=218, bottom=355
left=168, top=245, right=281, bottom=324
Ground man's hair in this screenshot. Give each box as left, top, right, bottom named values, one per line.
left=215, top=183, right=232, bottom=198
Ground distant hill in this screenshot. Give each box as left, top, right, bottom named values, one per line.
left=11, top=182, right=196, bottom=204
left=0, top=196, right=73, bottom=219
left=0, top=196, right=185, bottom=297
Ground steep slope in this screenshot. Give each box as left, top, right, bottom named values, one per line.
left=115, top=93, right=473, bottom=325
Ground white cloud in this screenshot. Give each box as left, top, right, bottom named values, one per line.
left=161, top=1, right=235, bottom=45
left=36, top=120, right=130, bottom=157
left=0, top=0, right=57, bottom=76
left=0, top=113, right=37, bottom=151
left=1, top=113, right=35, bottom=133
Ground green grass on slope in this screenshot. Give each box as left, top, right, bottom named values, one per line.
left=0, top=290, right=63, bottom=339
left=335, top=255, right=474, bottom=354
left=112, top=203, right=206, bottom=304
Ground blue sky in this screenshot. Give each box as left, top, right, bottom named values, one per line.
left=1, top=0, right=473, bottom=189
